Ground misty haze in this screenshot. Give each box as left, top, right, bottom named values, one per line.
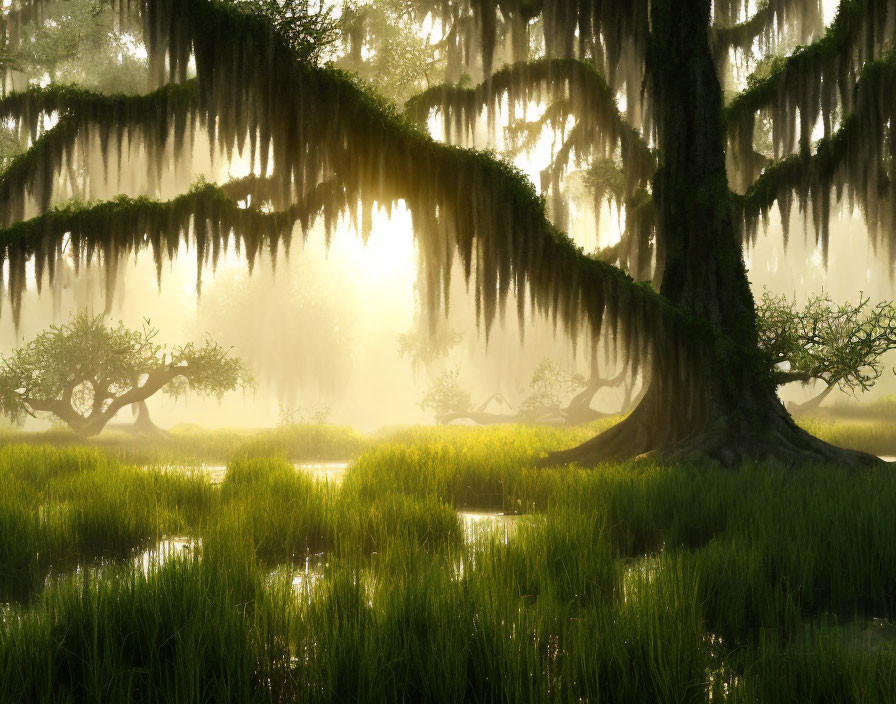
left=1, top=0, right=895, bottom=701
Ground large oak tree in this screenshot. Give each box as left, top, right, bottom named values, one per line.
left=1, top=0, right=894, bottom=465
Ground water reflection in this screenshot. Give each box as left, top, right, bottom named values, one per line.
left=153, top=461, right=350, bottom=484
left=136, top=536, right=198, bottom=572
left=458, top=511, right=520, bottom=544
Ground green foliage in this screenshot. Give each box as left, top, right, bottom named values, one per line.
left=338, top=0, right=447, bottom=104
left=520, top=358, right=587, bottom=417
left=227, top=0, right=339, bottom=65
left=757, top=290, right=896, bottom=394
left=236, top=422, right=368, bottom=462
left=0, top=311, right=251, bottom=435
left=0, top=443, right=212, bottom=601
left=0, top=123, right=25, bottom=172
left=1, top=425, right=895, bottom=700
left=7, top=0, right=148, bottom=94
left=419, top=366, right=471, bottom=421
left=583, top=156, right=626, bottom=204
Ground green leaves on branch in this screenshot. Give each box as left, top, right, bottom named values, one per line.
left=757, top=290, right=896, bottom=396
left=405, top=58, right=655, bottom=201
left=225, top=0, right=339, bottom=66
left=0, top=310, right=252, bottom=436
left=420, top=367, right=471, bottom=422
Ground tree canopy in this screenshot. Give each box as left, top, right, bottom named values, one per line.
left=757, top=291, right=896, bottom=412
left=0, top=311, right=251, bottom=436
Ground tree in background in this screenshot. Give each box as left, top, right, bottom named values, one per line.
left=338, top=0, right=447, bottom=104
left=2, top=0, right=895, bottom=465
left=398, top=316, right=463, bottom=376
left=757, top=291, right=896, bottom=414
left=4, top=0, right=147, bottom=94
left=0, top=312, right=251, bottom=437
left=424, top=357, right=631, bottom=426
left=420, top=366, right=474, bottom=423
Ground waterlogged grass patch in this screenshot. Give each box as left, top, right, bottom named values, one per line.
left=0, top=423, right=895, bottom=701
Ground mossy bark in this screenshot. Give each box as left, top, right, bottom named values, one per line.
left=550, top=0, right=879, bottom=467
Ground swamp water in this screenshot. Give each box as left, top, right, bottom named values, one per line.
left=132, top=464, right=527, bottom=601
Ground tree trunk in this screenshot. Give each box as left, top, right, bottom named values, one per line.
left=131, top=400, right=168, bottom=436
left=25, top=367, right=184, bottom=439
left=787, top=383, right=838, bottom=416
left=550, top=0, right=879, bottom=467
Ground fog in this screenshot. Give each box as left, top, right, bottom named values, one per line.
left=1, top=0, right=892, bottom=433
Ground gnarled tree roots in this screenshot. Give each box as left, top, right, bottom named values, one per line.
left=546, top=390, right=883, bottom=469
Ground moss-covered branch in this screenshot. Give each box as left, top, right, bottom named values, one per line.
left=407, top=0, right=650, bottom=92
left=0, top=81, right=199, bottom=225
left=0, top=0, right=707, bottom=380
left=713, top=2, right=777, bottom=51
left=712, top=0, right=824, bottom=54
left=735, top=50, right=896, bottom=259
left=726, top=0, right=893, bottom=183
left=405, top=58, right=656, bottom=200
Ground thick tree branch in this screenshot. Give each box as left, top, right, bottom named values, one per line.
left=0, top=81, right=198, bottom=225
left=0, top=0, right=767, bottom=405
left=772, top=370, right=814, bottom=385
left=734, top=49, right=896, bottom=255
left=20, top=365, right=186, bottom=436
left=405, top=58, right=656, bottom=197
left=787, top=382, right=838, bottom=414
left=0, top=6, right=702, bottom=386
left=713, top=3, right=777, bottom=52
left=712, top=0, right=824, bottom=54
left=726, top=0, right=894, bottom=159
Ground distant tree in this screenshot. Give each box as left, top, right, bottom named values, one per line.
left=278, top=402, right=331, bottom=425
left=0, top=312, right=252, bottom=437
left=426, top=357, right=634, bottom=426
left=519, top=359, right=587, bottom=420
left=420, top=367, right=473, bottom=423
left=758, top=291, right=896, bottom=414
left=397, top=318, right=462, bottom=375
left=338, top=0, right=446, bottom=104
left=6, top=0, right=148, bottom=94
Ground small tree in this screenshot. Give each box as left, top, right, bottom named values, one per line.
left=0, top=312, right=252, bottom=437
left=420, top=367, right=471, bottom=423
left=519, top=359, right=588, bottom=421
left=397, top=319, right=462, bottom=375
left=757, top=291, right=896, bottom=414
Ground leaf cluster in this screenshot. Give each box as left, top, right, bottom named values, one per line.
left=0, top=311, right=251, bottom=423
left=520, top=359, right=587, bottom=416
left=757, top=290, right=896, bottom=394
left=420, top=367, right=471, bottom=420
left=227, top=0, right=339, bottom=66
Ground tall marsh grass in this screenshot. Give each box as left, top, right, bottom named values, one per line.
left=1, top=422, right=895, bottom=701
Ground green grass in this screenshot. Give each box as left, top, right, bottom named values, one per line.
left=799, top=417, right=896, bottom=456
left=0, top=421, right=894, bottom=701
left=0, top=421, right=370, bottom=466
left=0, top=444, right=213, bottom=601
